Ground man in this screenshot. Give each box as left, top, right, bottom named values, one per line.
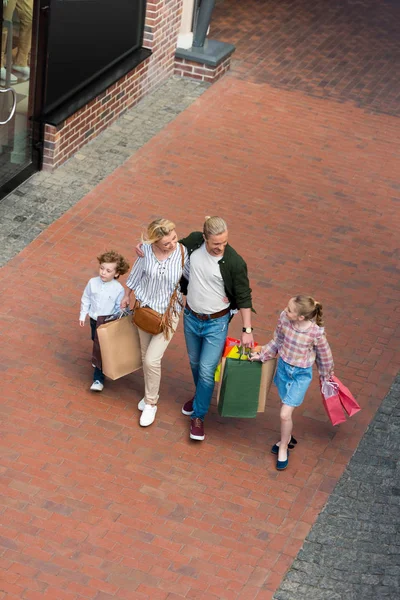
left=179, top=216, right=254, bottom=441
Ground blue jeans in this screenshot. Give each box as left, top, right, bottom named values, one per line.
left=90, top=318, right=105, bottom=384
left=183, top=308, right=230, bottom=420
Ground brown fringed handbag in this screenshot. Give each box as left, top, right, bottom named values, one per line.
left=133, top=244, right=185, bottom=339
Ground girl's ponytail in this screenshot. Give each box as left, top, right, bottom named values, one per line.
left=294, top=295, right=325, bottom=326
left=314, top=301, right=324, bottom=327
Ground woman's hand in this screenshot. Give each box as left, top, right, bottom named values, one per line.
left=250, top=352, right=261, bottom=362
left=120, top=295, right=130, bottom=309
left=135, top=243, right=144, bottom=258
left=79, top=320, right=85, bottom=327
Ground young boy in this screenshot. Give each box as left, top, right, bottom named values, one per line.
left=80, top=250, right=130, bottom=391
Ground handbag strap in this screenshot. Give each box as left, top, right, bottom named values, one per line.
left=160, top=244, right=185, bottom=337
left=167, top=243, right=185, bottom=305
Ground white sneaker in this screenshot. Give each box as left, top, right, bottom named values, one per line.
left=139, top=404, right=157, bottom=427
left=12, top=65, right=30, bottom=78
left=138, top=398, right=146, bottom=411
left=0, top=67, right=17, bottom=83
left=90, top=380, right=104, bottom=392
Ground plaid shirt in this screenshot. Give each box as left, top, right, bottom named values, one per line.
left=260, top=311, right=334, bottom=377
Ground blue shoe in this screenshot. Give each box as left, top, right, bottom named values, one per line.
left=276, top=450, right=289, bottom=471
left=271, top=436, right=297, bottom=455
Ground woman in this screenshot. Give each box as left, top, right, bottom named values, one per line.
left=121, top=219, right=188, bottom=427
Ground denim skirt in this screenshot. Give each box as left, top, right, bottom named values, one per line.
left=274, top=357, right=313, bottom=407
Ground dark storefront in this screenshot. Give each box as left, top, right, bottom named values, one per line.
left=0, top=0, right=148, bottom=200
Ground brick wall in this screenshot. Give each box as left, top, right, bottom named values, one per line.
left=174, top=56, right=232, bottom=84
left=43, top=0, right=183, bottom=170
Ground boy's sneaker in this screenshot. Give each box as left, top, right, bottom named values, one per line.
left=182, top=398, right=194, bottom=416
left=138, top=398, right=146, bottom=411
left=90, top=380, right=104, bottom=392
left=140, top=404, right=157, bottom=427
left=190, top=418, right=205, bottom=441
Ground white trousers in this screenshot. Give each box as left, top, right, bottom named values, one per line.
left=137, top=314, right=179, bottom=405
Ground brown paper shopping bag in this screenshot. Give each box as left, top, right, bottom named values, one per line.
left=97, top=315, right=142, bottom=380
left=216, top=357, right=276, bottom=413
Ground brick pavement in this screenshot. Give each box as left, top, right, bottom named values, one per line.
left=274, top=373, right=400, bottom=600
left=0, top=73, right=399, bottom=599
left=211, top=0, right=400, bottom=116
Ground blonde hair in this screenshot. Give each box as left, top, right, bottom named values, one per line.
left=294, top=295, right=324, bottom=327
left=143, top=218, right=176, bottom=244
left=203, top=216, right=227, bottom=239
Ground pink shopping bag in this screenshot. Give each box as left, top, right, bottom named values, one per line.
left=321, top=380, right=347, bottom=426
left=332, top=375, right=361, bottom=417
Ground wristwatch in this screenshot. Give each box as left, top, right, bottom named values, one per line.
left=242, top=327, right=253, bottom=334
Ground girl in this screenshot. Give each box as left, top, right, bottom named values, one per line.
left=252, top=296, right=334, bottom=471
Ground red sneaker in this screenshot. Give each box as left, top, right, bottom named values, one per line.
left=190, top=418, right=205, bottom=441
left=182, top=398, right=194, bottom=416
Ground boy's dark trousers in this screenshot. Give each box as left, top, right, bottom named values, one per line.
left=90, top=318, right=105, bottom=384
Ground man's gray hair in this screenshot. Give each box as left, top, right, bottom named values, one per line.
left=203, top=216, right=228, bottom=238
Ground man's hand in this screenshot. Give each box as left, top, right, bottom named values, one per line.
left=79, top=320, right=85, bottom=327
left=135, top=243, right=144, bottom=258
left=241, top=331, right=254, bottom=348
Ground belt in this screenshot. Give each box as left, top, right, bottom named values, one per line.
left=186, top=303, right=230, bottom=321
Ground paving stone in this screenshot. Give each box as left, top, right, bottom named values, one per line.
left=0, top=2, right=399, bottom=599
left=274, top=374, right=400, bottom=600
left=212, top=0, right=400, bottom=116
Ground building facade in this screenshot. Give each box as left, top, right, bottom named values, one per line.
left=0, top=0, right=231, bottom=200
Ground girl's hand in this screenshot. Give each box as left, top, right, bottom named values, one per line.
left=135, top=243, right=144, bottom=257
left=79, top=320, right=85, bottom=327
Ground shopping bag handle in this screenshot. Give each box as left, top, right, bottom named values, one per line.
left=238, top=346, right=251, bottom=360
left=103, top=309, right=132, bottom=323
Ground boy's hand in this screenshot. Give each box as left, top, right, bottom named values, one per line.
left=135, top=243, right=144, bottom=258
left=79, top=320, right=85, bottom=327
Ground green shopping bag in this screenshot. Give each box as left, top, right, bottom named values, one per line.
left=218, top=355, right=262, bottom=418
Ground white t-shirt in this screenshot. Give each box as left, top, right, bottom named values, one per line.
left=186, top=243, right=229, bottom=314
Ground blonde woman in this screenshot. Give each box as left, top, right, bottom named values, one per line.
left=121, top=219, right=188, bottom=427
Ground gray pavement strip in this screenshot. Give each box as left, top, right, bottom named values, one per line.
left=273, top=373, right=400, bottom=600
left=0, top=77, right=209, bottom=268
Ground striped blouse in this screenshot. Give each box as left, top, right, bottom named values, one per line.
left=126, top=243, right=189, bottom=314
left=260, top=311, right=334, bottom=378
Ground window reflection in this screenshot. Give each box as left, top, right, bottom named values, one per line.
left=1, top=0, right=33, bottom=83
left=0, top=0, right=33, bottom=188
